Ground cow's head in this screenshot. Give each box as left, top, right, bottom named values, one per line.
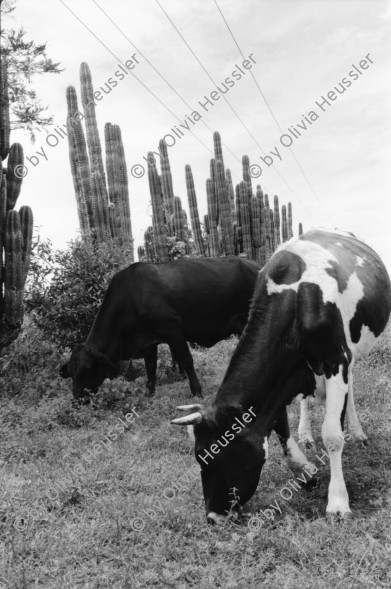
left=60, top=344, right=119, bottom=400
left=172, top=404, right=266, bottom=523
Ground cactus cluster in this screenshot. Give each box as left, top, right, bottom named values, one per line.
left=0, top=60, right=33, bottom=349
left=143, top=141, right=192, bottom=262
left=66, top=63, right=134, bottom=259
left=143, top=130, right=298, bottom=264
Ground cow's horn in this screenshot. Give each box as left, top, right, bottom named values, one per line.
left=176, top=404, right=202, bottom=412
left=171, top=412, right=202, bottom=426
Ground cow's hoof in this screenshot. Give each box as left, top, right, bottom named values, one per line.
left=191, top=390, right=203, bottom=398
left=326, top=511, right=352, bottom=523
left=302, top=476, right=318, bottom=489
left=298, top=433, right=316, bottom=450
left=348, top=430, right=368, bottom=445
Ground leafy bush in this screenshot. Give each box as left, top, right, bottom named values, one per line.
left=26, top=238, right=130, bottom=349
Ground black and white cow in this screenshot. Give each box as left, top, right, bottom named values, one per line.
left=172, top=230, right=391, bottom=522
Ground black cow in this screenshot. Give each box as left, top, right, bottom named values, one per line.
left=172, top=230, right=391, bottom=522
left=60, top=257, right=259, bottom=399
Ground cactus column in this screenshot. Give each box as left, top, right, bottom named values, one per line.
left=185, top=165, right=205, bottom=256
left=0, top=60, right=33, bottom=348
left=148, top=153, right=169, bottom=262
left=66, top=62, right=134, bottom=260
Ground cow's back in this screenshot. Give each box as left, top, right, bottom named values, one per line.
left=268, top=230, right=391, bottom=360
left=104, top=257, right=259, bottom=348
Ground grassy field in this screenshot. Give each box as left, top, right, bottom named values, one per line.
left=0, top=321, right=390, bottom=588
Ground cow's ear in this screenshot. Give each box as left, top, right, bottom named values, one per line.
left=59, top=363, right=70, bottom=378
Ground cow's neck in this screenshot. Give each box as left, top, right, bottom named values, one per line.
left=86, top=303, right=124, bottom=364
left=213, top=294, right=303, bottom=433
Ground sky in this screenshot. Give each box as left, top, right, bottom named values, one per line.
left=6, top=0, right=391, bottom=269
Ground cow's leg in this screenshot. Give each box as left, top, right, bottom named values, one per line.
left=274, top=407, right=317, bottom=483
left=166, top=334, right=202, bottom=397
left=144, top=345, right=158, bottom=396
left=298, top=395, right=315, bottom=448
left=346, top=367, right=368, bottom=444
left=169, top=345, right=186, bottom=377
left=322, top=366, right=351, bottom=519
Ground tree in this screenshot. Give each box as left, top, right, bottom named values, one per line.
left=0, top=0, right=63, bottom=141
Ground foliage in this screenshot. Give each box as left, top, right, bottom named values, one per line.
left=26, top=238, right=130, bottom=349
left=167, top=237, right=191, bottom=261
left=0, top=1, right=63, bottom=141
left=24, top=232, right=55, bottom=305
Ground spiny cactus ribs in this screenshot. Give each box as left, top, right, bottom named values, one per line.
left=66, top=62, right=134, bottom=260
left=0, top=59, right=33, bottom=349
left=144, top=130, right=300, bottom=263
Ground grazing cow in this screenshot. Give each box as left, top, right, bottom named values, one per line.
left=60, top=257, right=259, bottom=400
left=172, top=230, right=391, bottom=522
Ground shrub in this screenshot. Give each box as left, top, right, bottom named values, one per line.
left=26, top=238, right=130, bottom=349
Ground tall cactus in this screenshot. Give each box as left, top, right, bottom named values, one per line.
left=273, top=195, right=281, bottom=247
left=281, top=205, right=288, bottom=242
left=4, top=211, right=24, bottom=328
left=206, top=179, right=219, bottom=257
left=0, top=60, right=10, bottom=159
left=225, top=169, right=236, bottom=222
left=185, top=165, right=205, bottom=256
left=215, top=160, right=234, bottom=255
left=288, top=202, right=293, bottom=239
left=269, top=209, right=275, bottom=252
left=148, top=153, right=169, bottom=262
left=173, top=196, right=186, bottom=242
left=80, top=62, right=106, bottom=182
left=213, top=132, right=225, bottom=170
left=264, top=196, right=272, bottom=257
left=6, top=144, right=24, bottom=209
left=242, top=155, right=253, bottom=199
left=105, top=123, right=134, bottom=258
left=144, top=226, right=155, bottom=262
left=90, top=170, right=111, bottom=242
left=251, top=195, right=261, bottom=261
left=137, top=245, right=146, bottom=261
left=159, top=139, right=175, bottom=232
left=66, top=63, right=133, bottom=256
left=0, top=58, right=33, bottom=348
left=66, top=86, right=91, bottom=237
left=19, top=206, right=33, bottom=278
left=238, top=182, right=252, bottom=259
left=259, top=191, right=266, bottom=265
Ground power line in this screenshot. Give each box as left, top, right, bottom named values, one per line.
left=212, top=0, right=333, bottom=224
left=155, top=0, right=318, bottom=222
left=92, top=0, right=246, bottom=183
left=58, top=0, right=214, bottom=159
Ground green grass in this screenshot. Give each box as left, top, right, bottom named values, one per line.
left=0, top=323, right=390, bottom=588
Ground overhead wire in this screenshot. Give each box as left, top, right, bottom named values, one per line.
left=59, top=0, right=214, bottom=159
left=212, top=0, right=333, bottom=224
left=155, top=0, right=319, bottom=222
left=92, top=0, right=248, bottom=184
